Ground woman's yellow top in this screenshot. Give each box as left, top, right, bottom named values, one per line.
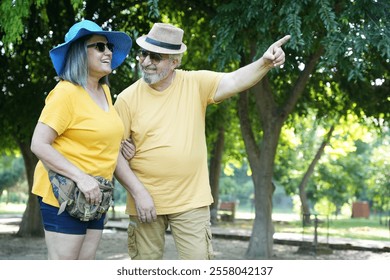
left=32, top=81, right=124, bottom=207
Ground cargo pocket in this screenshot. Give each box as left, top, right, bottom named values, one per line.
left=127, top=223, right=138, bottom=259
left=205, top=226, right=214, bottom=260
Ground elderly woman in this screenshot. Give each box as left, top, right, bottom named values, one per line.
left=31, top=20, right=155, bottom=260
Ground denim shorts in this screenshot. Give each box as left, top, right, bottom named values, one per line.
left=38, top=197, right=105, bottom=235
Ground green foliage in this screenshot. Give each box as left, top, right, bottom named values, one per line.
left=314, top=197, right=336, bottom=216
left=317, top=0, right=338, bottom=31
left=278, top=1, right=305, bottom=49
left=1, top=1, right=58, bottom=150
left=365, top=133, right=390, bottom=213
left=113, top=180, right=128, bottom=205
left=0, top=190, right=29, bottom=204
left=210, top=0, right=389, bottom=121
left=0, top=0, right=36, bottom=46
left=276, top=109, right=389, bottom=214
left=147, top=0, right=160, bottom=18
left=0, top=154, right=25, bottom=193
left=219, top=164, right=254, bottom=204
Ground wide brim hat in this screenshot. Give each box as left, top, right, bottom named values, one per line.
left=49, top=20, right=132, bottom=75
left=136, top=23, right=187, bottom=54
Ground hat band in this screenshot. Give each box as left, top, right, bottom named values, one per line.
left=145, top=37, right=181, bottom=50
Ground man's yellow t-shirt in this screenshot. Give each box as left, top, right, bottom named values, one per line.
left=32, top=81, right=124, bottom=207
left=114, top=70, right=224, bottom=215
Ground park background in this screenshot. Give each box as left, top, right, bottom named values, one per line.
left=0, top=0, right=389, bottom=259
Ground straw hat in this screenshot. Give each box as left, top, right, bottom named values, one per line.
left=49, top=20, right=132, bottom=75
left=136, top=23, right=187, bottom=54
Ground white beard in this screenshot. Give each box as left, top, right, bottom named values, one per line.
left=139, top=64, right=171, bottom=85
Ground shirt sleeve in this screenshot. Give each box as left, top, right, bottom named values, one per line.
left=191, top=70, right=225, bottom=105
left=38, top=85, right=74, bottom=136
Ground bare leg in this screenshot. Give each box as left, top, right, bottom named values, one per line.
left=44, top=230, right=85, bottom=260
left=44, top=229, right=103, bottom=259
left=78, top=229, right=103, bottom=259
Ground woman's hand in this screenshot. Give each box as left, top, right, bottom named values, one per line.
left=76, top=174, right=102, bottom=205
left=121, top=138, right=136, bottom=160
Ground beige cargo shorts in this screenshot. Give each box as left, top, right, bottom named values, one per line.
left=127, top=206, right=213, bottom=260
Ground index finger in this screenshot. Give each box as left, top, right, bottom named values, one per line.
left=274, top=35, right=291, bottom=47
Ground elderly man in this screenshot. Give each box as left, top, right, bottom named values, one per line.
left=114, top=22, right=290, bottom=260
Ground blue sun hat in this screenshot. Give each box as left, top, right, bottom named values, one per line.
left=49, top=20, right=132, bottom=75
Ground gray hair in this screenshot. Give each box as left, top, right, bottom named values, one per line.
left=169, top=53, right=183, bottom=68
left=59, top=36, right=109, bottom=87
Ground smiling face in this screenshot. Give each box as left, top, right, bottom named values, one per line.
left=137, top=50, right=176, bottom=85
left=86, top=35, right=113, bottom=79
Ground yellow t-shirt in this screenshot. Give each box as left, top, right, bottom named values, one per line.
left=114, top=70, right=224, bottom=215
left=32, top=80, right=124, bottom=207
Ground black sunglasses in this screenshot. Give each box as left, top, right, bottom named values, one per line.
left=138, top=49, right=168, bottom=64
left=87, top=42, right=114, bottom=53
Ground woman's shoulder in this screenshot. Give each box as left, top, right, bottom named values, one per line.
left=54, top=80, right=83, bottom=92
left=47, top=80, right=83, bottom=101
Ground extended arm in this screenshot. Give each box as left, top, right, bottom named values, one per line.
left=214, top=35, right=290, bottom=102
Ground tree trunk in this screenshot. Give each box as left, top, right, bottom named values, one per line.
left=209, top=126, right=225, bottom=225
left=246, top=124, right=281, bottom=259
left=299, top=125, right=335, bottom=225
left=236, top=45, right=324, bottom=258
left=17, top=140, right=43, bottom=237
left=237, top=90, right=281, bottom=259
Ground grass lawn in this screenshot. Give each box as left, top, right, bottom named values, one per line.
left=220, top=210, right=390, bottom=242
left=275, top=217, right=389, bottom=241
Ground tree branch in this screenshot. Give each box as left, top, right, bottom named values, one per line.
left=282, top=46, right=325, bottom=121
left=299, top=124, right=335, bottom=220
